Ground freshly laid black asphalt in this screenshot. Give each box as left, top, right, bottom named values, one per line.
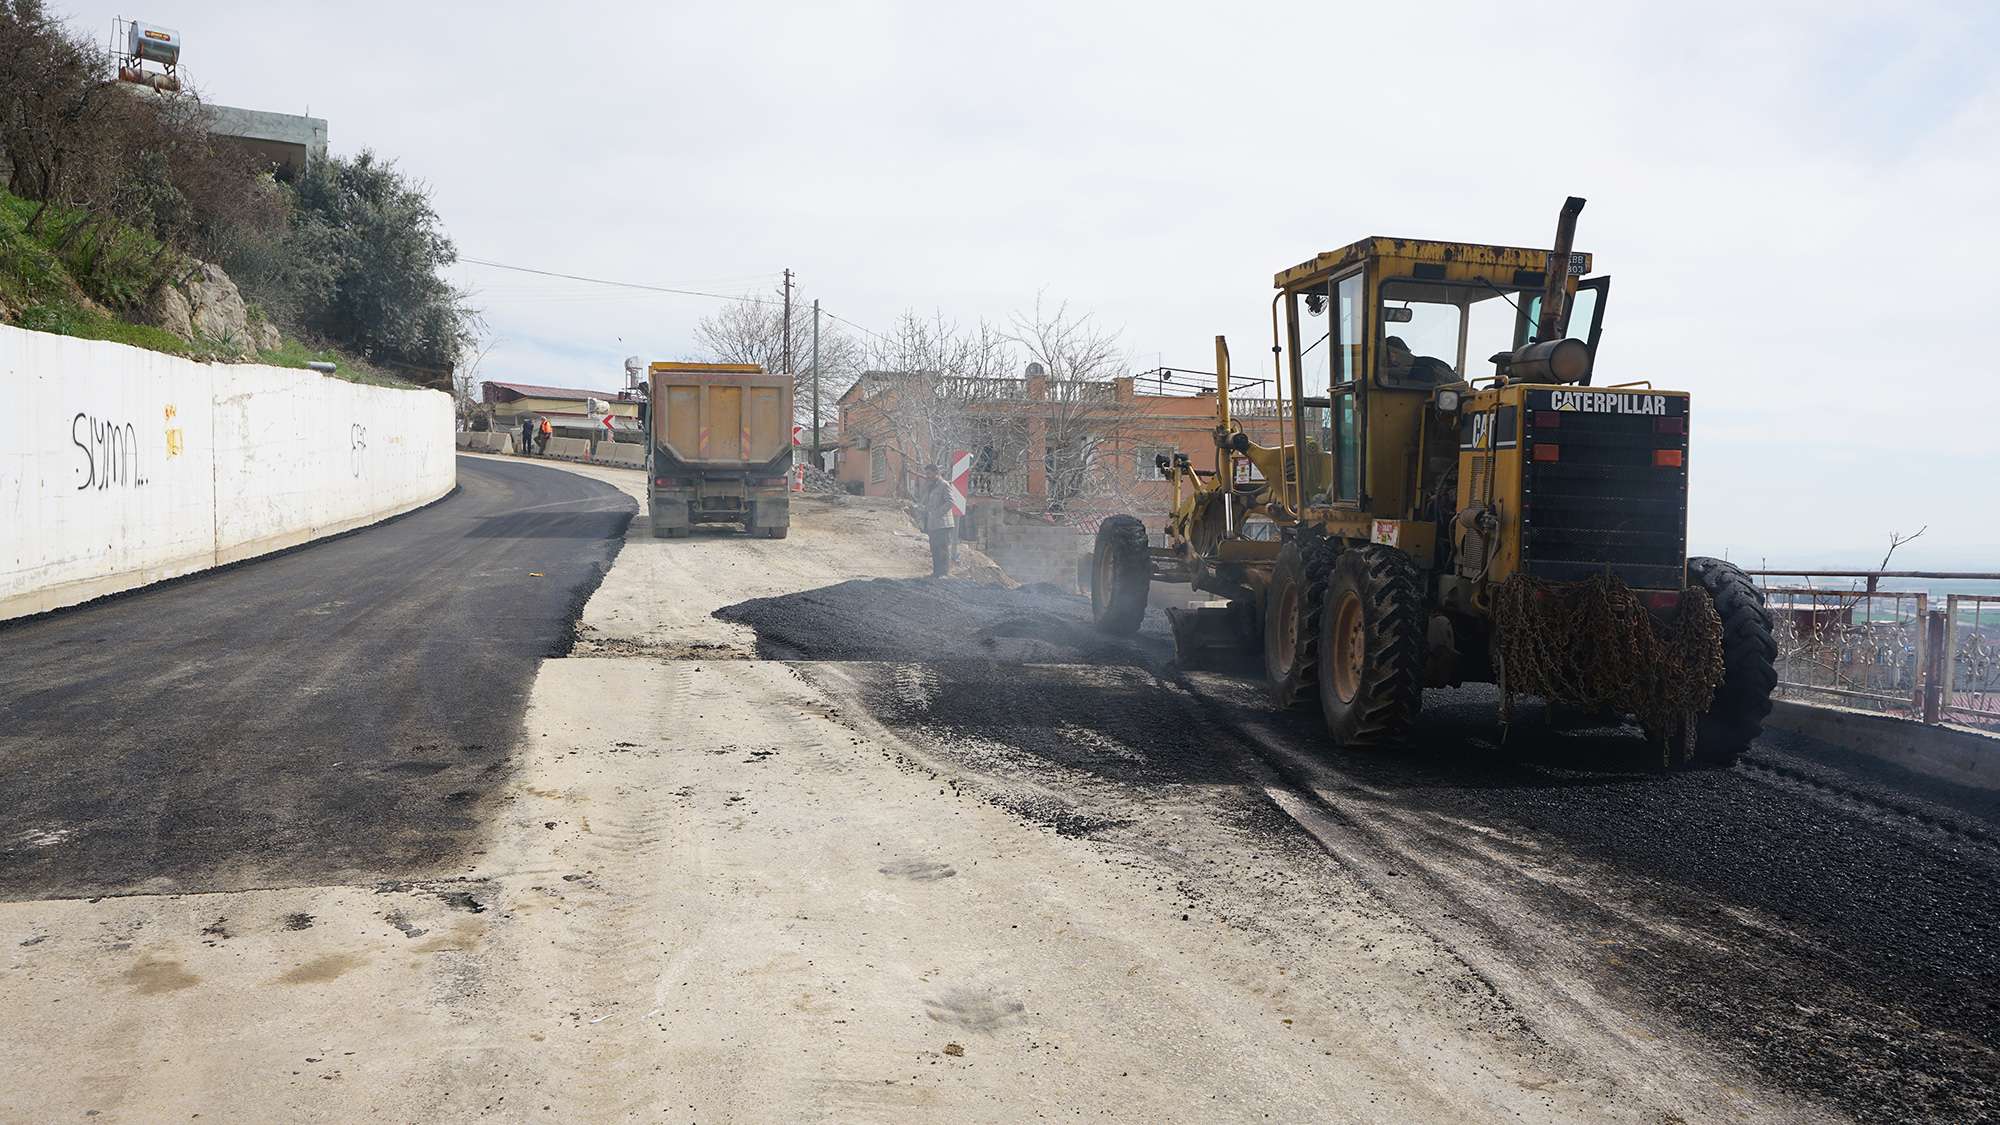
left=719, top=576, right=2000, bottom=1125
left=0, top=455, right=633, bottom=900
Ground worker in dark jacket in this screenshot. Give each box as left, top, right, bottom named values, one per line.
left=520, top=417, right=536, bottom=456
left=922, top=464, right=955, bottom=578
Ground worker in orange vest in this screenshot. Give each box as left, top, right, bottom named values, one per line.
left=536, top=416, right=552, bottom=455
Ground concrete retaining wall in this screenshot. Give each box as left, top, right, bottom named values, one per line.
left=1, top=324, right=455, bottom=620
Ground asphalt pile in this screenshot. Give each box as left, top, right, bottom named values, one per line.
left=714, top=576, right=1171, bottom=664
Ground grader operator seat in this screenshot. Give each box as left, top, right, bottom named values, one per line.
left=1382, top=335, right=1458, bottom=386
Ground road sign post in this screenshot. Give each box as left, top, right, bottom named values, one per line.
left=947, top=450, right=971, bottom=517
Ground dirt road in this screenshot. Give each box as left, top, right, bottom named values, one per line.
left=2, top=456, right=1852, bottom=1123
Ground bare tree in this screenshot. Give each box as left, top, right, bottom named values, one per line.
left=1007, top=295, right=1155, bottom=521
left=835, top=300, right=1159, bottom=518
left=837, top=310, right=1024, bottom=496
left=0, top=0, right=121, bottom=212
left=453, top=334, right=501, bottom=430
left=689, top=294, right=866, bottom=429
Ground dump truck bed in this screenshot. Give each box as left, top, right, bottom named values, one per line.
left=647, top=363, right=793, bottom=538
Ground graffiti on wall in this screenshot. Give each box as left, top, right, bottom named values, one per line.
left=72, top=413, right=146, bottom=490
left=164, top=404, right=183, bottom=460
left=351, top=424, right=367, bottom=478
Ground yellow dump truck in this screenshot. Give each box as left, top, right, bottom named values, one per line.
left=647, top=362, right=793, bottom=539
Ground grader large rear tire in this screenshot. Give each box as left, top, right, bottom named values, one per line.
left=1091, top=515, right=1150, bottom=635
left=1316, top=545, right=1428, bottom=748
left=1686, top=556, right=1777, bottom=765
left=1263, top=537, right=1335, bottom=710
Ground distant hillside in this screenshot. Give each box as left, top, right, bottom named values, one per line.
left=1, top=3, right=474, bottom=389
left=0, top=186, right=409, bottom=385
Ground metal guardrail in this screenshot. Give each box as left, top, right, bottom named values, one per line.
left=1749, top=570, right=2000, bottom=731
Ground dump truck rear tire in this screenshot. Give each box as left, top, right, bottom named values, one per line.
left=1316, top=545, right=1428, bottom=747
left=1687, top=556, right=1776, bottom=765
left=1264, top=537, right=1334, bottom=710
left=1091, top=515, right=1150, bottom=635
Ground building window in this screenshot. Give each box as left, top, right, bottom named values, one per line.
left=1136, top=445, right=1174, bottom=481
left=870, top=446, right=887, bottom=483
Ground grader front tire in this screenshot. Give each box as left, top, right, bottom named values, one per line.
left=1091, top=515, right=1151, bottom=635
left=1263, top=538, right=1334, bottom=711
left=1316, top=545, right=1429, bottom=748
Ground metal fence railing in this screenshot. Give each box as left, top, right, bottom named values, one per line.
left=1942, top=593, right=2000, bottom=729
left=1749, top=571, right=2000, bottom=731
left=969, top=470, right=1029, bottom=497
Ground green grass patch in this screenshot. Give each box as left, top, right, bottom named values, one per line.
left=255, top=337, right=421, bottom=388
left=0, top=190, right=192, bottom=314
left=14, top=299, right=193, bottom=353
left=1, top=188, right=422, bottom=388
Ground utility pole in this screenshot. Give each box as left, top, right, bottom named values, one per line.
left=811, top=300, right=821, bottom=470
left=781, top=269, right=794, bottom=383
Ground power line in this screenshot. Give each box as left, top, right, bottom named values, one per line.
left=461, top=256, right=903, bottom=350
left=459, top=257, right=785, bottom=304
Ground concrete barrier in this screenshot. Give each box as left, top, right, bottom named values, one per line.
left=595, top=441, right=645, bottom=468
left=463, top=431, right=513, bottom=454
left=1764, top=700, right=2000, bottom=791
left=0, top=324, right=455, bottom=620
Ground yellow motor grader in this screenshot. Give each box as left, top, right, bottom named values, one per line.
left=1090, top=198, right=1776, bottom=764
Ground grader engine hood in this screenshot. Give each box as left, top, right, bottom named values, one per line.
left=1455, top=384, right=1690, bottom=591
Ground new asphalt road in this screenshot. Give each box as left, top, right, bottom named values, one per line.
left=0, top=455, right=633, bottom=901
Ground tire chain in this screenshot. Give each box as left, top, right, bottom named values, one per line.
left=1494, top=570, right=1726, bottom=761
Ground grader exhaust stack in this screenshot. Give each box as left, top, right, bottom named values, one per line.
left=1537, top=196, right=1587, bottom=342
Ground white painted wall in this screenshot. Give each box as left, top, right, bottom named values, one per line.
left=0, top=325, right=455, bottom=620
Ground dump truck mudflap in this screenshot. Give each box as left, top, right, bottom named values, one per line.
left=747, top=495, right=790, bottom=537
left=649, top=489, right=691, bottom=537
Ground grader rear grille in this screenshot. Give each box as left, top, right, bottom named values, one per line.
left=1519, top=389, right=1688, bottom=590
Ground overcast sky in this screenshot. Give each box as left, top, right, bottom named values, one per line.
left=61, top=1, right=2000, bottom=563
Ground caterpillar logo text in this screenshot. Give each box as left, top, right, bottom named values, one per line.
left=1550, top=391, right=1668, bottom=415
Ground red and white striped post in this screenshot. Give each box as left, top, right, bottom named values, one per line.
left=947, top=450, right=971, bottom=517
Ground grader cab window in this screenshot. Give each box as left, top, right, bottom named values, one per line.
left=1288, top=272, right=1366, bottom=507
left=1290, top=272, right=1365, bottom=401
left=1519, top=277, right=1607, bottom=351
left=1377, top=277, right=1594, bottom=386
left=1377, top=282, right=1463, bottom=389
left=1293, top=284, right=1333, bottom=400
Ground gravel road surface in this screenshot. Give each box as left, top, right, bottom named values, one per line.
left=4, top=453, right=1990, bottom=1124
left=726, top=569, right=1999, bottom=1124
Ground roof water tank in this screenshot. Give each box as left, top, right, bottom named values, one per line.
left=129, top=22, right=180, bottom=66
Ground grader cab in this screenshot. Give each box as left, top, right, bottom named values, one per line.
left=1090, top=198, right=1776, bottom=764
